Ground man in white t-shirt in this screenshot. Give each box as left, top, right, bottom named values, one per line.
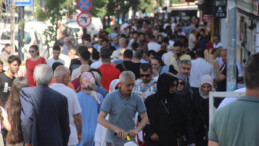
left=147, top=35, right=160, bottom=52
left=47, top=45, right=65, bottom=67
left=213, top=35, right=222, bottom=49
left=50, top=66, right=82, bottom=145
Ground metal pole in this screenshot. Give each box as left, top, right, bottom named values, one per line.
left=10, top=0, right=15, bottom=55
left=18, top=6, right=25, bottom=60
left=226, top=0, right=237, bottom=92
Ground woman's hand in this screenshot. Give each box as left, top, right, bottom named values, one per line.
left=150, top=133, right=159, bottom=141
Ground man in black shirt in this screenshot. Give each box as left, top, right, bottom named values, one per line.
left=116, top=49, right=140, bottom=78
left=0, top=55, right=21, bottom=106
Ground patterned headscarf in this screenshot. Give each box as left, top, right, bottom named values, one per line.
left=80, top=72, right=100, bottom=104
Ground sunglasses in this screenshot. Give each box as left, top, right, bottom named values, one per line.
left=171, top=83, right=178, bottom=88
left=29, top=50, right=35, bottom=53
left=140, top=74, right=150, bottom=77
left=178, top=82, right=185, bottom=86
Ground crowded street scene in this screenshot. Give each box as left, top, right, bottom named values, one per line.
left=0, top=0, right=258, bottom=146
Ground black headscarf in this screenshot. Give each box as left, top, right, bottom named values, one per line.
left=157, top=72, right=178, bottom=97
left=176, top=73, right=191, bottom=96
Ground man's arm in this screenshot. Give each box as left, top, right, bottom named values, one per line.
left=73, top=113, right=82, bottom=142
left=98, top=111, right=127, bottom=139
left=129, top=112, right=149, bottom=137
left=60, top=97, right=70, bottom=145
left=20, top=90, right=34, bottom=144
left=136, top=112, right=149, bottom=132
left=208, top=141, right=220, bottom=146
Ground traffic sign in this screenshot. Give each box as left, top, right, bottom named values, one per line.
left=77, top=12, right=92, bottom=28
left=8, top=0, right=33, bottom=6
left=77, top=0, right=92, bottom=12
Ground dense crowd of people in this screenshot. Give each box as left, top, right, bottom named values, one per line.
left=0, top=17, right=256, bottom=146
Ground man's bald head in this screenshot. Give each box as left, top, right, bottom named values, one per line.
left=54, top=66, right=70, bottom=85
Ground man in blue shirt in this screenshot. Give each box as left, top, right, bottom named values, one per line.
left=98, top=71, right=149, bottom=146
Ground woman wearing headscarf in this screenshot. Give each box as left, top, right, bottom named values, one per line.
left=193, top=75, right=215, bottom=146
left=76, top=72, right=103, bottom=146
left=175, top=74, right=193, bottom=116
left=144, top=72, right=195, bottom=146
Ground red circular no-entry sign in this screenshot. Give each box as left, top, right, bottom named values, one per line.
left=77, top=12, right=92, bottom=28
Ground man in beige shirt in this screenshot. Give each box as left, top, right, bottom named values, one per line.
left=168, top=41, right=191, bottom=71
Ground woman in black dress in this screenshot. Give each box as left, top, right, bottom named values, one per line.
left=144, top=72, right=195, bottom=146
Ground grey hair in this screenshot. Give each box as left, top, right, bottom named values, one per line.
left=179, top=59, right=191, bottom=67
left=119, top=38, right=126, bottom=43
left=54, top=66, right=70, bottom=78
left=119, top=71, right=135, bottom=82
left=33, top=64, right=53, bottom=85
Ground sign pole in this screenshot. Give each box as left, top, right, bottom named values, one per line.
left=10, top=0, right=15, bottom=55
left=18, top=6, right=25, bottom=60
left=226, top=0, right=237, bottom=92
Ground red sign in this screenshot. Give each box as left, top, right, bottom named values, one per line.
left=202, top=14, right=214, bottom=22
left=77, top=12, right=92, bottom=28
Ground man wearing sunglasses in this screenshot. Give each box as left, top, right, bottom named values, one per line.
left=133, top=63, right=156, bottom=101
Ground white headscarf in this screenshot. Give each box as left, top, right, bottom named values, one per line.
left=199, top=75, right=215, bottom=99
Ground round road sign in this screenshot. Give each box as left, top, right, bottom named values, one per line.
left=77, top=0, right=92, bottom=12
left=77, top=12, right=92, bottom=28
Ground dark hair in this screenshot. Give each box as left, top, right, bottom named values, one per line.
left=140, top=63, right=152, bottom=73
left=173, top=41, right=183, bottom=47
left=200, top=29, right=205, bottom=33
left=78, top=46, right=91, bottom=61
left=5, top=77, right=29, bottom=144
left=131, top=42, right=139, bottom=51
left=147, top=50, right=157, bottom=57
left=92, top=48, right=100, bottom=61
left=30, top=45, right=39, bottom=56
left=214, top=35, right=220, bottom=40
left=101, top=38, right=109, bottom=43
left=195, top=49, right=205, bottom=58
left=133, top=50, right=142, bottom=60
left=8, top=55, right=21, bottom=65
left=149, top=35, right=155, bottom=40
left=53, top=45, right=61, bottom=51
left=151, top=56, right=165, bottom=66
left=123, top=49, right=133, bottom=58
left=0, top=60, right=3, bottom=65
left=82, top=34, right=91, bottom=41
left=138, top=32, right=145, bottom=37
left=5, top=43, right=10, bottom=48
left=52, top=62, right=63, bottom=72
left=244, top=53, right=259, bottom=89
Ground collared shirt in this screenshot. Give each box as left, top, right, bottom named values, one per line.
left=100, top=89, right=146, bottom=143
left=169, top=54, right=191, bottom=70
left=133, top=79, right=156, bottom=101
left=209, top=95, right=259, bottom=146
left=49, top=83, right=81, bottom=145
left=190, top=58, right=215, bottom=88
